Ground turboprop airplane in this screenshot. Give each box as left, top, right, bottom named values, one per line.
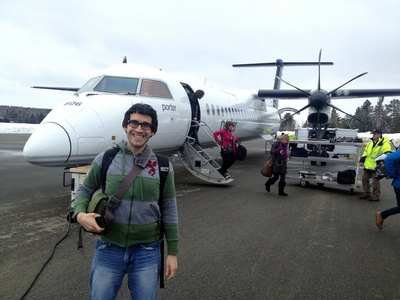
left=238, top=50, right=400, bottom=141
left=24, top=58, right=283, bottom=184
left=22, top=55, right=338, bottom=184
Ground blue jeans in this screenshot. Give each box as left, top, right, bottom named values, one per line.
left=90, top=239, right=160, bottom=300
left=381, top=187, right=400, bottom=219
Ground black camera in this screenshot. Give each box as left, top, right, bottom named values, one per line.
left=375, top=160, right=388, bottom=180
left=95, top=216, right=108, bottom=228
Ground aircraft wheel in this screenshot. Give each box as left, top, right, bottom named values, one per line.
left=317, top=183, right=324, bottom=187
left=349, top=188, right=354, bottom=195
left=311, top=161, right=317, bottom=165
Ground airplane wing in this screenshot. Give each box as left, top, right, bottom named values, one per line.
left=31, top=86, right=80, bottom=92
left=258, top=90, right=312, bottom=99
left=331, top=89, right=400, bottom=99
left=258, top=88, right=400, bottom=99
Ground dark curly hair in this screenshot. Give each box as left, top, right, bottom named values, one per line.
left=122, top=103, right=158, bottom=133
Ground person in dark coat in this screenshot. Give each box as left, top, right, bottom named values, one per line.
left=265, top=134, right=290, bottom=196
left=375, top=150, right=400, bottom=229
left=188, top=89, right=204, bottom=145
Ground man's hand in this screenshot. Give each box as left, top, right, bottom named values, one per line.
left=76, top=212, right=105, bottom=233
left=165, top=255, right=178, bottom=280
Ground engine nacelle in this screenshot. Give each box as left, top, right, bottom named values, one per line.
left=307, top=106, right=331, bottom=126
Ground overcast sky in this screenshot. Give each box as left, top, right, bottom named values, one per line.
left=1, top=0, right=400, bottom=124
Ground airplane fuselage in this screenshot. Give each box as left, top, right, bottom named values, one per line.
left=23, top=63, right=280, bottom=167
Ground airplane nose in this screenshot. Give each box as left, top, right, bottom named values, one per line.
left=23, top=122, right=71, bottom=166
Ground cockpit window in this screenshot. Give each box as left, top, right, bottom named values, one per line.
left=77, top=76, right=101, bottom=94
left=139, top=79, right=172, bottom=99
left=94, top=76, right=139, bottom=94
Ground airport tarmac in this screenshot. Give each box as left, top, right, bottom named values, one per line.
left=1, top=134, right=400, bottom=300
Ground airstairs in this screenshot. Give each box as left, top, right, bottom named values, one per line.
left=177, top=121, right=233, bottom=184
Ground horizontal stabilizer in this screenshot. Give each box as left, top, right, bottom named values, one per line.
left=233, top=61, right=333, bottom=68
left=31, top=86, right=80, bottom=92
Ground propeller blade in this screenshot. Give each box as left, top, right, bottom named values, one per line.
left=281, top=104, right=311, bottom=122
left=276, top=76, right=310, bottom=97
left=328, top=103, right=361, bottom=122
left=318, top=49, right=322, bottom=90
left=327, top=72, right=368, bottom=95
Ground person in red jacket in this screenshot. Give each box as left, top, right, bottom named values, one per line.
left=213, top=121, right=237, bottom=178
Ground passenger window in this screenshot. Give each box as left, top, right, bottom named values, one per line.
left=140, top=79, right=172, bottom=98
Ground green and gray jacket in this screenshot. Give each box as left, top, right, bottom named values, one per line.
left=73, top=141, right=179, bottom=255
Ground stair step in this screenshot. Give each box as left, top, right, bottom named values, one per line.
left=177, top=146, right=233, bottom=184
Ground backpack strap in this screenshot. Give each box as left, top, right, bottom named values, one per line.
left=101, top=147, right=120, bottom=192
left=77, top=147, right=120, bottom=251
left=103, top=146, right=153, bottom=224
left=155, top=154, right=169, bottom=288
left=103, top=165, right=143, bottom=225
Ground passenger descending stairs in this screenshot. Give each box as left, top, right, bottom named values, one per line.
left=177, top=122, right=234, bottom=184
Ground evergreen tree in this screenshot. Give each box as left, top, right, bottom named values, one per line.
left=340, top=114, right=359, bottom=129
left=329, top=109, right=341, bottom=128
left=353, top=100, right=374, bottom=132
left=279, top=113, right=296, bottom=131
left=0, top=106, right=50, bottom=123
left=373, top=97, right=385, bottom=130
left=385, top=99, right=400, bottom=132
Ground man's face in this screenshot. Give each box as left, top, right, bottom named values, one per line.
left=372, top=133, right=381, bottom=141
left=123, top=113, right=154, bottom=154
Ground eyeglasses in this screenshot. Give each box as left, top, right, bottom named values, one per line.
left=127, top=120, right=152, bottom=130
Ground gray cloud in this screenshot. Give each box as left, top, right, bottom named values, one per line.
left=1, top=0, right=399, bottom=124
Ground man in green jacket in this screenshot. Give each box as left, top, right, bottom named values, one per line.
left=359, top=129, right=392, bottom=201
left=74, top=103, right=179, bottom=300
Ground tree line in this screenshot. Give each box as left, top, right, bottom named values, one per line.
left=0, top=106, right=51, bottom=124
left=280, top=98, right=400, bottom=133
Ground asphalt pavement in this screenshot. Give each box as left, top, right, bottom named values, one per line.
left=1, top=134, right=400, bottom=300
